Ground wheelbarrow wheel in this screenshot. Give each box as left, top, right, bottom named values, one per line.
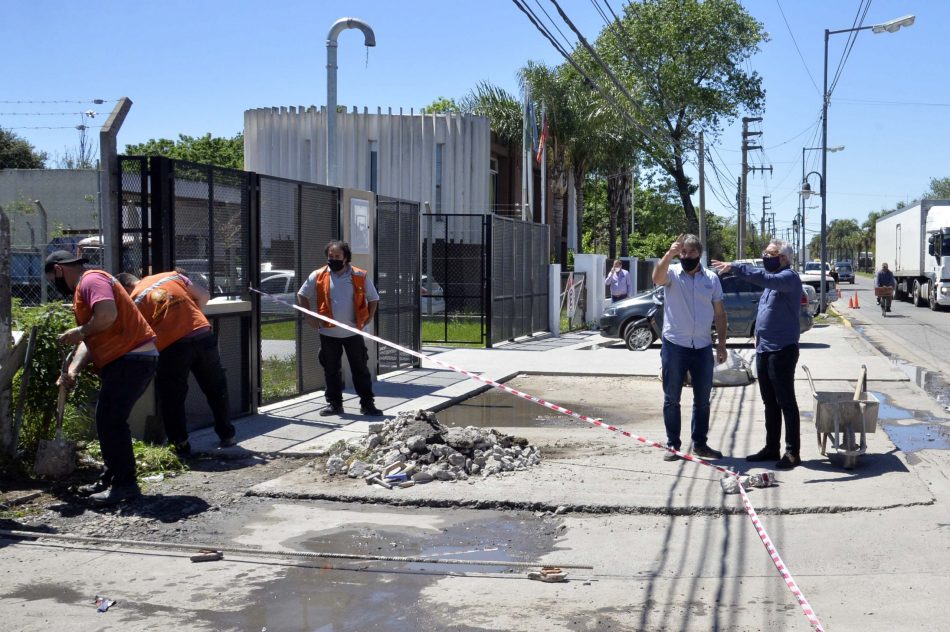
left=843, top=427, right=858, bottom=470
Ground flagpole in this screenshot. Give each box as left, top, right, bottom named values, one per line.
left=540, top=103, right=546, bottom=226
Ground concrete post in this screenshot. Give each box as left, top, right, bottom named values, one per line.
left=573, top=253, right=606, bottom=327
left=621, top=256, right=639, bottom=296
left=99, top=97, right=132, bottom=272
left=549, top=264, right=561, bottom=337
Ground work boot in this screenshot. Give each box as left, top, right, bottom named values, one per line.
left=360, top=404, right=384, bottom=416
left=746, top=447, right=781, bottom=462
left=219, top=434, right=238, bottom=448
left=88, top=484, right=142, bottom=507
left=77, top=479, right=110, bottom=496
left=171, top=440, right=191, bottom=458
left=319, top=403, right=344, bottom=416
left=692, top=444, right=723, bottom=460
left=775, top=452, right=802, bottom=470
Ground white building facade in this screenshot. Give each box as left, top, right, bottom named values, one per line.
left=244, top=106, right=491, bottom=219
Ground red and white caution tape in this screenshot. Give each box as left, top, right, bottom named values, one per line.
left=252, top=287, right=824, bottom=631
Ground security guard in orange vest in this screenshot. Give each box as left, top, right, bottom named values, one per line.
left=297, top=240, right=383, bottom=417
left=45, top=250, right=158, bottom=507
left=117, top=271, right=236, bottom=456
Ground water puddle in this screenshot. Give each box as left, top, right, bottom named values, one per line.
left=871, top=391, right=950, bottom=452
left=436, top=385, right=609, bottom=428
left=227, top=510, right=556, bottom=631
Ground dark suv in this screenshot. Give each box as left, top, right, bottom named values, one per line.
left=599, top=273, right=813, bottom=350
left=835, top=262, right=855, bottom=284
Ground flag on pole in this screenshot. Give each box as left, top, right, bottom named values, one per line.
left=536, top=114, right=548, bottom=165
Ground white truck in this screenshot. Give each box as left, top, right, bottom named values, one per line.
left=875, top=199, right=950, bottom=310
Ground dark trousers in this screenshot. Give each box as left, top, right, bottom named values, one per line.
left=612, top=294, right=628, bottom=301
left=319, top=333, right=375, bottom=407
left=661, top=339, right=714, bottom=449
left=756, top=344, right=801, bottom=454
left=155, top=332, right=234, bottom=446
left=97, top=354, right=158, bottom=486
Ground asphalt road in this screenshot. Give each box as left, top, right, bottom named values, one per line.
left=838, top=274, right=950, bottom=408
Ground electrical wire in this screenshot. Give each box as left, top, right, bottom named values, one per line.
left=828, top=0, right=873, bottom=98
left=774, top=0, right=820, bottom=94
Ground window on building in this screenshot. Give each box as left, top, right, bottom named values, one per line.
left=489, top=157, right=498, bottom=213
left=435, top=143, right=444, bottom=220
left=369, top=140, right=378, bottom=194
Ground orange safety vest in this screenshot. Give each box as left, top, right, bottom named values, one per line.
left=314, top=265, right=370, bottom=330
left=130, top=272, right=211, bottom=351
left=74, top=270, right=156, bottom=369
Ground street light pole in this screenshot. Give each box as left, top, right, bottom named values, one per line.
left=817, top=14, right=914, bottom=314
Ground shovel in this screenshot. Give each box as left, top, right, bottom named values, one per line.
left=34, top=348, right=77, bottom=479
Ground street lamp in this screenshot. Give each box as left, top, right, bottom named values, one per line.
left=818, top=14, right=914, bottom=315
left=326, top=18, right=376, bottom=186
left=800, top=145, right=843, bottom=270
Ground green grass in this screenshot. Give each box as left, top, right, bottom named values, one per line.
left=84, top=440, right=187, bottom=478
left=422, top=316, right=483, bottom=346
left=261, top=319, right=297, bottom=341
left=262, top=356, right=298, bottom=403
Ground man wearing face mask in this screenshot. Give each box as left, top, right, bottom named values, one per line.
left=296, top=240, right=383, bottom=417
left=653, top=234, right=728, bottom=462
left=44, top=251, right=158, bottom=505
left=711, top=239, right=804, bottom=470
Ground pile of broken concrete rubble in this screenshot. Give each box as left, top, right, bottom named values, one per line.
left=325, top=409, right=541, bottom=488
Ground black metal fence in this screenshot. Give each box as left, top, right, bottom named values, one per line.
left=376, top=196, right=420, bottom=373
left=421, top=213, right=488, bottom=346
left=490, top=216, right=549, bottom=345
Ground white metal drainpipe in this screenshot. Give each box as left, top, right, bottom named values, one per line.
left=326, top=17, right=376, bottom=187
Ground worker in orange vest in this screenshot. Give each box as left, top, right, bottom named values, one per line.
left=296, top=240, right=383, bottom=417
left=117, top=270, right=236, bottom=456
left=45, top=251, right=158, bottom=506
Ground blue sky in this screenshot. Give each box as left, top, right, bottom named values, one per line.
left=4, top=0, right=947, bottom=238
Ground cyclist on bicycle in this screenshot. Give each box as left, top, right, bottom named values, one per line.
left=875, top=263, right=896, bottom=310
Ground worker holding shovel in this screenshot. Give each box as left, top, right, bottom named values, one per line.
left=45, top=251, right=158, bottom=506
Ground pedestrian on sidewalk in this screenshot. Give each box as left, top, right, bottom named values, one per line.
left=297, top=240, right=383, bottom=417
left=653, top=234, right=727, bottom=462
left=712, top=238, right=803, bottom=470
left=117, top=271, right=236, bottom=457
left=874, top=263, right=896, bottom=308
left=45, top=251, right=158, bottom=506
left=605, top=259, right=633, bottom=301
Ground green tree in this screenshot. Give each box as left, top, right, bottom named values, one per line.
left=924, top=176, right=950, bottom=199
left=594, top=0, right=767, bottom=232
left=124, top=132, right=244, bottom=169
left=460, top=82, right=522, bottom=149
left=0, top=127, right=47, bottom=169
left=423, top=97, right=460, bottom=113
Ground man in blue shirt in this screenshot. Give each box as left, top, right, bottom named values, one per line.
left=605, top=260, right=633, bottom=301
left=712, top=239, right=803, bottom=469
left=653, top=234, right=728, bottom=462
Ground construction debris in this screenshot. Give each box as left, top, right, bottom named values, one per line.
left=327, top=410, right=541, bottom=485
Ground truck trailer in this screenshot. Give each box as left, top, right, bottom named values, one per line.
left=875, top=199, right=950, bottom=310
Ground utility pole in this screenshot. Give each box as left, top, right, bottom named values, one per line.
left=698, top=131, right=706, bottom=264
left=740, top=117, right=771, bottom=258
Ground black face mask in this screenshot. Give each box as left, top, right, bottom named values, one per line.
left=327, top=259, right=345, bottom=272
left=762, top=255, right=782, bottom=272
left=680, top=256, right=700, bottom=272
left=54, top=276, right=73, bottom=298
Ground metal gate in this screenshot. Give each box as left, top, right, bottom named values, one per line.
left=490, top=216, right=550, bottom=344
left=376, top=196, right=420, bottom=373
left=421, top=213, right=489, bottom=346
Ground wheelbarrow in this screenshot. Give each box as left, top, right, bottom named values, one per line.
left=801, top=364, right=879, bottom=470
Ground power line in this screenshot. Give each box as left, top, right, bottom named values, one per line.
left=774, top=0, right=821, bottom=94
left=828, top=0, right=872, bottom=97
left=835, top=98, right=950, bottom=108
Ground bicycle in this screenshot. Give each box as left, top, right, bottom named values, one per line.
left=876, top=287, right=894, bottom=317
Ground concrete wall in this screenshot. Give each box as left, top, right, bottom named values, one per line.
left=244, top=106, right=491, bottom=234
left=0, top=169, right=100, bottom=246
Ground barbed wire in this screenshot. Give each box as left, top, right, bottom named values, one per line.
left=0, top=99, right=114, bottom=104
left=3, top=124, right=105, bottom=130
left=0, top=111, right=100, bottom=116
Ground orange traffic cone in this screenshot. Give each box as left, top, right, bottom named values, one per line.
left=853, top=291, right=860, bottom=309
left=848, top=294, right=855, bottom=309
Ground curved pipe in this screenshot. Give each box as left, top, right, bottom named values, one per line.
left=326, top=18, right=376, bottom=186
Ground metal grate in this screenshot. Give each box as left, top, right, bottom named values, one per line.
left=377, top=196, right=420, bottom=373
left=490, top=216, right=550, bottom=345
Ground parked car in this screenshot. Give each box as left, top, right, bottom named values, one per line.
left=802, top=260, right=839, bottom=283
left=599, top=273, right=813, bottom=350
left=835, top=262, right=855, bottom=284
left=421, top=274, right=446, bottom=315
left=259, top=270, right=297, bottom=315
left=798, top=273, right=839, bottom=312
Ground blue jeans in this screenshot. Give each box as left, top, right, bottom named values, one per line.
left=97, top=353, right=158, bottom=486
left=661, top=339, right=714, bottom=450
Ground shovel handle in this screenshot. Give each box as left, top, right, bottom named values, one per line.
left=54, top=348, right=76, bottom=441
